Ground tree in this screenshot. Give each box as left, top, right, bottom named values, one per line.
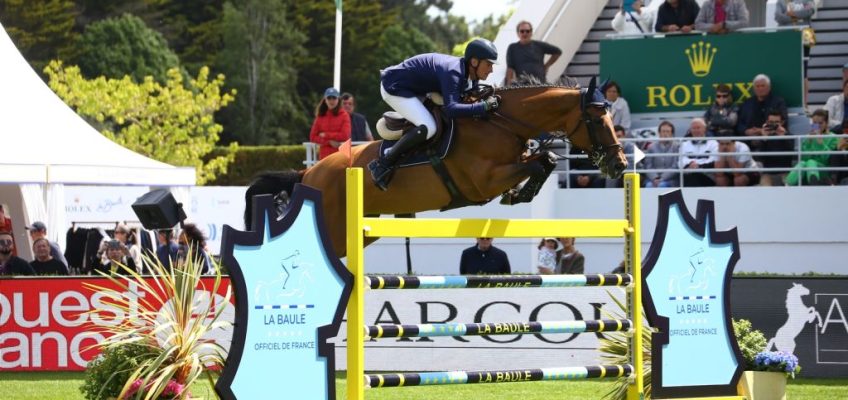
left=216, top=0, right=306, bottom=145
left=0, top=0, right=78, bottom=75
left=472, top=11, right=514, bottom=41
left=76, top=14, right=181, bottom=83
left=45, top=60, right=236, bottom=185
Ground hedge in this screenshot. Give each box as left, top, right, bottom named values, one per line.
left=205, top=145, right=306, bottom=186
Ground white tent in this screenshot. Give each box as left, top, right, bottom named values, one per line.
left=0, top=22, right=195, bottom=259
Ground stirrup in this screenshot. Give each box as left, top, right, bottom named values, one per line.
left=368, top=160, right=395, bottom=191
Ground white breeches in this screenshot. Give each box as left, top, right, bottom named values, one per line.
left=380, top=84, right=437, bottom=139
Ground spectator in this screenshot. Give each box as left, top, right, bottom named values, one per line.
left=92, top=239, right=136, bottom=276
left=0, top=205, right=17, bottom=256
left=505, top=20, right=562, bottom=85
left=679, top=118, right=719, bottom=187
left=644, top=121, right=680, bottom=188
left=558, top=237, right=584, bottom=274
left=341, top=92, right=374, bottom=142
left=695, top=0, right=750, bottom=34
left=536, top=237, right=562, bottom=275
left=26, top=221, right=68, bottom=268
left=785, top=109, right=837, bottom=186
left=611, top=0, right=654, bottom=35
left=775, top=0, right=818, bottom=99
left=0, top=231, right=35, bottom=275
left=606, top=125, right=636, bottom=188
left=737, top=74, right=788, bottom=152
left=309, top=87, right=351, bottom=160
left=30, top=238, right=69, bottom=275
left=704, top=84, right=739, bottom=136
left=177, top=223, right=214, bottom=274
left=823, top=80, right=847, bottom=131
left=459, top=237, right=511, bottom=275
left=156, top=229, right=179, bottom=270
left=655, top=0, right=700, bottom=33
left=758, top=110, right=796, bottom=186
left=565, top=147, right=605, bottom=188
left=714, top=137, right=760, bottom=187
left=829, top=121, right=848, bottom=185
left=604, top=81, right=631, bottom=133
left=101, top=224, right=142, bottom=271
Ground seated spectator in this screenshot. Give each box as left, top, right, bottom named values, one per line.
left=0, top=231, right=35, bottom=275
left=785, top=110, right=837, bottom=186
left=824, top=80, right=847, bottom=131
left=655, top=0, right=700, bottom=33
left=714, top=138, right=760, bottom=187
left=26, top=221, right=68, bottom=269
left=758, top=110, right=796, bottom=186
left=644, top=121, right=680, bottom=188
left=177, top=223, right=214, bottom=274
left=775, top=0, right=818, bottom=96
left=558, top=237, right=584, bottom=274
left=829, top=121, right=848, bottom=185
left=565, top=147, right=605, bottom=188
left=611, top=0, right=654, bottom=35
left=92, top=240, right=136, bottom=276
left=459, top=237, right=511, bottom=275
left=536, top=237, right=562, bottom=275
left=695, top=0, right=749, bottom=34
left=606, top=125, right=636, bottom=188
left=679, top=118, right=718, bottom=187
left=604, top=81, right=631, bottom=133
left=30, top=238, right=69, bottom=275
left=704, top=84, right=739, bottom=136
left=341, top=93, right=374, bottom=142
left=737, top=74, right=788, bottom=153
left=0, top=205, right=17, bottom=256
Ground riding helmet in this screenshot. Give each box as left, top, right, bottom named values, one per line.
left=464, top=38, right=499, bottom=64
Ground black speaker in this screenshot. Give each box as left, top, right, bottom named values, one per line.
left=131, top=189, right=187, bottom=230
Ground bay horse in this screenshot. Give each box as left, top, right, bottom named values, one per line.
left=246, top=81, right=628, bottom=257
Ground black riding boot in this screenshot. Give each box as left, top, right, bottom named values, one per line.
left=368, top=124, right=428, bottom=191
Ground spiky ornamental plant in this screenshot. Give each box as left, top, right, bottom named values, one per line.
left=598, top=291, right=653, bottom=400
left=83, top=246, right=232, bottom=400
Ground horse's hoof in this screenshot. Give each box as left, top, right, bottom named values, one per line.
left=499, top=194, right=514, bottom=205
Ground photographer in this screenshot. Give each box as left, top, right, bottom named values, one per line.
left=757, top=110, right=795, bottom=186
left=737, top=74, right=788, bottom=151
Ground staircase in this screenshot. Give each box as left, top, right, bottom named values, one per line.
left=561, top=0, right=618, bottom=86
left=808, top=0, right=848, bottom=107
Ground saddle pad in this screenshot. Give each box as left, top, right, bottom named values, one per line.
left=378, top=118, right=455, bottom=168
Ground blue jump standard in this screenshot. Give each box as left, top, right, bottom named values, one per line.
left=364, top=319, right=633, bottom=339
left=365, top=365, right=634, bottom=388
left=365, top=274, right=632, bottom=289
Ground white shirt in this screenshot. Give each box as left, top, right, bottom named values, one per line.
left=611, top=9, right=654, bottom=35
left=679, top=138, right=719, bottom=168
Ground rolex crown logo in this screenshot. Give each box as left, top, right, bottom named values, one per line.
left=685, top=41, right=718, bottom=77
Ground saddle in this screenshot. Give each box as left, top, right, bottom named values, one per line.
left=375, top=94, right=454, bottom=169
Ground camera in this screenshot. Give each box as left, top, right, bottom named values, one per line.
left=764, top=123, right=779, bottom=131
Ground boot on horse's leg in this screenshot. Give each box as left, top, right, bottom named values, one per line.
left=500, top=152, right=558, bottom=205
left=369, top=124, right=428, bottom=191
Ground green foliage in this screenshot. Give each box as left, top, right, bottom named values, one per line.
left=598, top=292, right=652, bottom=400
left=0, top=0, right=78, bottom=74
left=472, top=11, right=515, bottom=40
left=80, top=342, right=156, bottom=400
left=45, top=60, right=236, bottom=184
left=77, top=14, right=181, bottom=83
left=216, top=0, right=307, bottom=145
left=733, top=319, right=769, bottom=370
left=205, top=145, right=306, bottom=186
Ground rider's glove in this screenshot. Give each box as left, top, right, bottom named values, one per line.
left=481, top=96, right=499, bottom=112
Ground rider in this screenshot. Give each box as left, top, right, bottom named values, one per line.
left=368, top=38, right=501, bottom=191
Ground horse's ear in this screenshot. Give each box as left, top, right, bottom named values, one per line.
left=587, top=76, right=597, bottom=96
left=600, top=77, right=610, bottom=92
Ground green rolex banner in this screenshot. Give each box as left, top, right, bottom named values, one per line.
left=600, top=31, right=804, bottom=114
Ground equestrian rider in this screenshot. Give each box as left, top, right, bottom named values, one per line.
left=368, top=38, right=501, bottom=191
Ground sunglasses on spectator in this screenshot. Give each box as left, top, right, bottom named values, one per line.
left=478, top=237, right=493, bottom=241
left=0, top=239, right=12, bottom=246
left=519, top=29, right=532, bottom=34
left=715, top=93, right=729, bottom=98
left=326, top=96, right=338, bottom=100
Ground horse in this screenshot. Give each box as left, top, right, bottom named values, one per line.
left=766, top=283, right=823, bottom=353
left=245, top=80, right=628, bottom=257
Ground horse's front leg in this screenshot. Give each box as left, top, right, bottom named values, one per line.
left=809, top=308, right=824, bottom=328
left=499, top=153, right=558, bottom=205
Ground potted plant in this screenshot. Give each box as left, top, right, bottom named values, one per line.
left=737, top=351, right=800, bottom=400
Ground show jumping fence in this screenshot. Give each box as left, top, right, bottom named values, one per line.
left=345, top=167, right=644, bottom=399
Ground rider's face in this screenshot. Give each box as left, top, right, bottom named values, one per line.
left=474, top=59, right=494, bottom=80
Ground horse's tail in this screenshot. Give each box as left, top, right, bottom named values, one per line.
left=244, top=170, right=304, bottom=230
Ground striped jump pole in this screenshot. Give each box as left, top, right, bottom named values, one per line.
left=365, top=365, right=634, bottom=388
left=366, top=274, right=632, bottom=290
left=364, top=319, right=632, bottom=339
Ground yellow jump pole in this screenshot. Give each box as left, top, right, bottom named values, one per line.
left=346, top=168, right=365, bottom=400
left=624, top=173, right=644, bottom=400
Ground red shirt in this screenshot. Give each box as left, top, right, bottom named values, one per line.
left=309, top=109, right=351, bottom=160
left=714, top=1, right=727, bottom=24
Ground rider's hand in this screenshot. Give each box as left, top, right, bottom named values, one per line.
left=482, top=96, right=499, bottom=112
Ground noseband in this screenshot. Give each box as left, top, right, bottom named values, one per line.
left=578, top=88, right=622, bottom=172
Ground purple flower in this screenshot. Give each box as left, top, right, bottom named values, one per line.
left=754, top=351, right=801, bottom=378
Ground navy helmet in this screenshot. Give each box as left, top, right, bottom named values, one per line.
left=464, top=38, right=498, bottom=64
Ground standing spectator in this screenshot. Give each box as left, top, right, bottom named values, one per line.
left=704, top=84, right=739, bottom=136
left=459, top=237, right=511, bottom=275
left=0, top=205, right=17, bottom=256
left=823, top=80, right=847, bottom=131
left=92, top=240, right=136, bottom=276
left=309, top=87, right=351, bottom=160
left=109, top=224, right=142, bottom=271
left=558, top=237, right=585, bottom=274
left=26, top=221, right=68, bottom=268
left=604, top=82, right=631, bottom=133
left=30, top=238, right=69, bottom=275
left=644, top=121, right=680, bottom=188
left=775, top=0, right=818, bottom=100
left=612, top=0, right=654, bottom=35
left=0, top=231, right=34, bottom=275
left=505, top=20, right=562, bottom=85
left=737, top=74, right=788, bottom=152
left=566, top=147, right=605, bottom=188
left=714, top=138, right=760, bottom=187
left=341, top=92, right=374, bottom=142
left=758, top=110, right=796, bottom=186
left=177, top=223, right=214, bottom=274
left=695, top=0, right=750, bottom=34
left=156, top=229, right=179, bottom=270
left=655, top=0, right=700, bottom=33
left=536, top=237, right=561, bottom=275
left=679, top=118, right=719, bottom=187
left=785, top=109, right=837, bottom=186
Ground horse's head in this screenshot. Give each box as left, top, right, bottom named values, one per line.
left=790, top=283, right=810, bottom=297
left=573, top=77, right=628, bottom=179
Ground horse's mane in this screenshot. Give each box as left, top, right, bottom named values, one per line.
left=497, top=74, right=581, bottom=93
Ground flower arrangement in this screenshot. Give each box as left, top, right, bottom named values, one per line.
left=124, top=379, right=187, bottom=400
left=753, top=351, right=801, bottom=378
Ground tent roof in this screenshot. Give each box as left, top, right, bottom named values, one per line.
left=0, top=23, right=195, bottom=186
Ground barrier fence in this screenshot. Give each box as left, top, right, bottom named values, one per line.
left=344, top=167, right=644, bottom=399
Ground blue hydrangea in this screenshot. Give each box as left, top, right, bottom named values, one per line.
left=754, top=351, right=801, bottom=378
